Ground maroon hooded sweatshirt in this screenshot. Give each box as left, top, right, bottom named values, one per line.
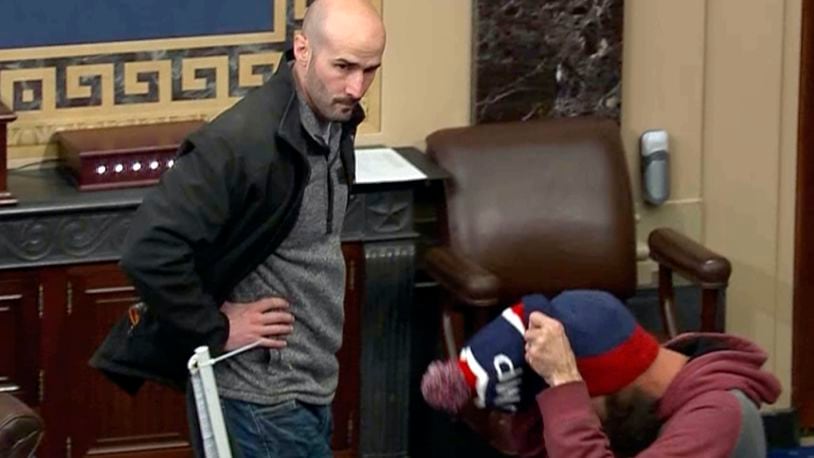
left=531, top=333, right=782, bottom=457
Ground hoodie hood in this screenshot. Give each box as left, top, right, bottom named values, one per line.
left=657, top=332, right=782, bottom=419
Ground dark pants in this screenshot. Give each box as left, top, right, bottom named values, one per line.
left=221, top=398, right=332, bottom=458
left=186, top=387, right=332, bottom=458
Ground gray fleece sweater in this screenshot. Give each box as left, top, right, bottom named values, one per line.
left=214, top=93, right=348, bottom=406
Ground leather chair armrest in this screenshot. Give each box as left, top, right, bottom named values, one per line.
left=425, top=246, right=501, bottom=307
left=648, top=228, right=732, bottom=288
left=0, top=393, right=44, bottom=457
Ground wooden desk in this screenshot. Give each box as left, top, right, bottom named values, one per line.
left=0, top=147, right=446, bottom=458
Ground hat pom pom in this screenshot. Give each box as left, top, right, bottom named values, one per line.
left=421, top=359, right=471, bottom=414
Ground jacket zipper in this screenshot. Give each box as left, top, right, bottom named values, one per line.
left=326, top=147, right=340, bottom=235
left=326, top=154, right=333, bottom=234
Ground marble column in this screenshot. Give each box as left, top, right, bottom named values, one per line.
left=474, top=0, right=624, bottom=123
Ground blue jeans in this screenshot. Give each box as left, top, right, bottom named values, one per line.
left=220, top=398, right=333, bottom=458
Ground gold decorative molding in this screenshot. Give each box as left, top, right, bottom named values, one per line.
left=0, top=0, right=382, bottom=158
left=295, top=0, right=309, bottom=20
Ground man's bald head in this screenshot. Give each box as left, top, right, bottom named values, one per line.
left=301, top=0, right=385, bottom=52
left=291, top=0, right=386, bottom=122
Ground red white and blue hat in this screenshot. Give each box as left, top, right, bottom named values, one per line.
left=422, top=290, right=661, bottom=413
left=456, top=290, right=660, bottom=409
left=523, top=290, right=660, bottom=396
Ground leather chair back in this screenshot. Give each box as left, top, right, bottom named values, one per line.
left=426, top=117, right=637, bottom=301
left=0, top=394, right=43, bottom=458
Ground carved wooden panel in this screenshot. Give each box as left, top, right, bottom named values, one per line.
left=0, top=271, right=38, bottom=405
left=62, top=263, right=191, bottom=458
left=0, top=212, right=132, bottom=268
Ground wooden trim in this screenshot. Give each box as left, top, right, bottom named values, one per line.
left=793, top=0, right=814, bottom=429
left=0, top=102, right=16, bottom=206
left=332, top=243, right=364, bottom=456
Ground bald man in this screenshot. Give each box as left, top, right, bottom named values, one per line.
left=90, top=1, right=386, bottom=456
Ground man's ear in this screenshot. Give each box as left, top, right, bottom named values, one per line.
left=293, top=31, right=310, bottom=67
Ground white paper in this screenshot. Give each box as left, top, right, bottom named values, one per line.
left=354, top=147, right=427, bottom=184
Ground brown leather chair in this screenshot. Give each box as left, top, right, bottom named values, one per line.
left=0, top=394, right=43, bottom=458
left=423, top=116, right=731, bottom=455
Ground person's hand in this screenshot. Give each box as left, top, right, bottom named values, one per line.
left=524, top=311, right=582, bottom=387
left=221, top=297, right=294, bottom=351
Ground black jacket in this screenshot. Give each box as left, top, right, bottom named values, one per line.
left=90, top=52, right=363, bottom=393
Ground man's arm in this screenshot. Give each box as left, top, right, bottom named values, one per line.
left=120, top=134, right=263, bottom=355
left=536, top=381, right=743, bottom=457
left=524, top=312, right=616, bottom=457
left=536, top=381, right=615, bottom=457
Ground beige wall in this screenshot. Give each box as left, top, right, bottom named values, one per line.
left=621, top=0, right=706, bottom=280
left=622, top=0, right=801, bottom=407
left=376, top=0, right=801, bottom=405
left=376, top=0, right=802, bottom=410
left=358, top=0, right=472, bottom=148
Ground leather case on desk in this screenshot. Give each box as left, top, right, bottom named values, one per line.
left=56, top=120, right=204, bottom=191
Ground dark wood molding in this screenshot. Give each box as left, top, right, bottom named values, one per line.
left=333, top=243, right=364, bottom=456
left=56, top=121, right=203, bottom=191
left=793, top=0, right=814, bottom=429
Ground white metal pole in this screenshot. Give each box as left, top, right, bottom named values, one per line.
left=191, top=346, right=232, bottom=458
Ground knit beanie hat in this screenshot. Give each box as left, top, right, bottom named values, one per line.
left=530, top=290, right=660, bottom=396
left=421, top=290, right=660, bottom=413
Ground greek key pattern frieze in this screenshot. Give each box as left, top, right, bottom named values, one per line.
left=1, top=45, right=284, bottom=113
left=0, top=0, right=381, bottom=154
